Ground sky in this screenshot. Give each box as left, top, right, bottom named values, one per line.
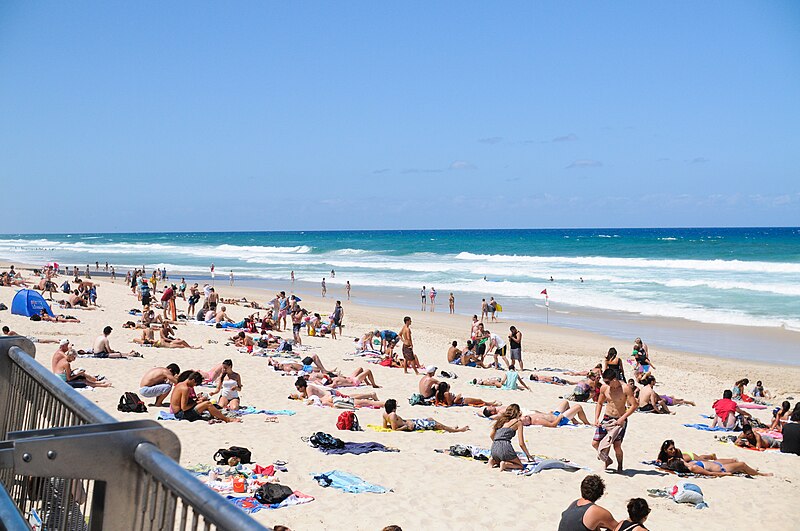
left=1, top=1, right=799, bottom=232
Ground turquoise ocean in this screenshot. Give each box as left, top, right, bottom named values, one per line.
left=2, top=228, right=798, bottom=362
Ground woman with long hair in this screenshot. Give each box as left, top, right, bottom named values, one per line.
left=434, top=382, right=499, bottom=407
left=656, top=439, right=738, bottom=465
left=488, top=404, right=532, bottom=471
left=210, top=359, right=242, bottom=410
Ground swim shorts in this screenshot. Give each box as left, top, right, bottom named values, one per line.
left=402, top=345, right=415, bottom=361
left=413, top=418, right=436, bottom=431
left=510, top=348, right=522, bottom=361
left=94, top=352, right=110, bottom=359
left=593, top=415, right=627, bottom=442
left=639, top=404, right=654, bottom=412
left=554, top=411, right=570, bottom=427
left=293, top=323, right=301, bottom=333
left=175, top=408, right=201, bottom=422
left=139, top=383, right=172, bottom=398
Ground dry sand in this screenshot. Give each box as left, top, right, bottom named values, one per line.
left=1, top=265, right=798, bottom=530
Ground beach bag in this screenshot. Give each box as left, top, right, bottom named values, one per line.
left=309, top=432, right=344, bottom=449
left=278, top=340, right=292, bottom=352
left=117, top=392, right=147, bottom=413
left=449, top=444, right=472, bottom=457
left=213, top=446, right=252, bottom=465
left=336, top=411, right=361, bottom=431
left=0, top=303, right=7, bottom=311
left=333, top=396, right=356, bottom=410
left=408, top=393, right=429, bottom=406
left=254, top=483, right=293, bottom=505
left=671, top=482, right=704, bottom=505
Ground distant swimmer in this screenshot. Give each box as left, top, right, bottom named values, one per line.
left=331, top=269, right=335, bottom=278
left=291, top=270, right=295, bottom=283
left=580, top=277, right=584, bottom=283
left=550, top=276, right=554, bottom=282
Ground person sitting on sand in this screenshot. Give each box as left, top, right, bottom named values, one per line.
left=736, top=423, right=781, bottom=449
left=751, top=380, right=771, bottom=399
left=446, top=341, right=462, bottom=364
left=637, top=376, right=672, bottom=414
left=434, top=382, right=500, bottom=407
left=133, top=327, right=156, bottom=345
left=215, top=306, right=233, bottom=324
left=473, top=365, right=531, bottom=391
left=488, top=403, right=532, bottom=471
left=731, top=378, right=751, bottom=401
left=781, top=408, right=800, bottom=455
left=570, top=373, right=599, bottom=402
left=665, top=456, right=772, bottom=477
left=418, top=366, right=440, bottom=399
left=382, top=399, right=468, bottom=433
left=557, top=474, right=618, bottom=531
left=617, top=498, right=651, bottom=531
left=456, top=340, right=483, bottom=367
left=93, top=326, right=140, bottom=358
left=170, top=372, right=240, bottom=423
left=291, top=378, right=383, bottom=408
left=54, top=349, right=111, bottom=388
left=710, top=389, right=751, bottom=429
left=210, top=359, right=242, bottom=410
left=139, top=363, right=180, bottom=406
left=157, top=323, right=200, bottom=349
left=770, top=401, right=792, bottom=431
left=656, top=439, right=738, bottom=465
left=529, top=372, right=577, bottom=386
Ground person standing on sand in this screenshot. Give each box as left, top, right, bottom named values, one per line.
left=420, top=286, right=426, bottom=310
left=429, top=287, right=437, bottom=311
left=481, top=298, right=488, bottom=322
left=508, top=326, right=524, bottom=371
left=321, top=278, right=327, bottom=297
left=291, top=270, right=295, bottom=283
left=346, top=281, right=351, bottom=300
left=399, top=316, right=420, bottom=375
left=449, top=293, right=455, bottom=314
left=229, top=271, right=234, bottom=286
left=592, top=369, right=638, bottom=473
left=332, top=300, right=344, bottom=339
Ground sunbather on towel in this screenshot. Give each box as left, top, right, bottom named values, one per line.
left=157, top=323, right=200, bottom=349
left=472, top=365, right=531, bottom=391
left=656, top=439, right=739, bottom=465
left=326, top=367, right=381, bottom=388
left=382, top=399, right=468, bottom=432
left=169, top=372, right=240, bottom=423
left=291, top=378, right=383, bottom=408
left=267, top=354, right=329, bottom=374
left=434, top=382, right=500, bottom=407
left=483, top=400, right=590, bottom=427
left=529, top=373, right=578, bottom=386
left=665, top=456, right=772, bottom=477
left=736, top=423, right=781, bottom=449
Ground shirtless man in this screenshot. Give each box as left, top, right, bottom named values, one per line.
left=232, top=331, right=255, bottom=349
left=51, top=339, right=72, bottom=373
left=206, top=288, right=219, bottom=311
left=399, top=316, right=420, bottom=375
left=93, top=326, right=136, bottom=358
left=592, top=368, right=638, bottom=472
left=139, top=363, right=180, bottom=406
left=215, top=306, right=233, bottom=324
left=382, top=399, right=468, bottom=433
left=418, top=366, right=440, bottom=399
left=133, top=327, right=156, bottom=345
left=446, top=341, right=462, bottom=364
left=291, top=378, right=383, bottom=408
left=638, top=376, right=672, bottom=414
left=169, top=372, right=240, bottom=423
left=483, top=400, right=591, bottom=427
left=54, top=349, right=111, bottom=388
left=158, top=324, right=199, bottom=349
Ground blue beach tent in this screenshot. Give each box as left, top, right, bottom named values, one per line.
left=11, top=289, right=55, bottom=317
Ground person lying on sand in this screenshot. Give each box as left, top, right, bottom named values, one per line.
left=39, top=309, right=81, bottom=323
left=382, top=399, right=468, bottom=433
left=170, top=372, right=240, bottom=423
left=434, top=382, right=500, bottom=407
left=267, top=354, right=329, bottom=374
left=473, top=365, right=531, bottom=391
left=157, top=323, right=200, bottom=349
left=484, top=400, right=591, bottom=427
left=736, top=423, right=781, bottom=449
left=232, top=331, right=255, bottom=349
left=291, top=377, right=383, bottom=408
left=656, top=439, right=738, bottom=464
left=529, top=373, right=578, bottom=385
left=665, top=456, right=772, bottom=477
left=139, top=363, right=180, bottom=406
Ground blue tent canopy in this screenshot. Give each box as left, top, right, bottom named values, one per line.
left=11, top=289, right=55, bottom=317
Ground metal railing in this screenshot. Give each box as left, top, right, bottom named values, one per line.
left=0, top=337, right=269, bottom=531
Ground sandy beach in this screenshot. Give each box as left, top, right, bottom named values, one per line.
left=1, top=263, right=798, bottom=530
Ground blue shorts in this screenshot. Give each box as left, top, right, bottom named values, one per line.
left=554, top=411, right=570, bottom=426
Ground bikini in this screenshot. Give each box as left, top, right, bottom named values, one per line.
left=695, top=460, right=726, bottom=472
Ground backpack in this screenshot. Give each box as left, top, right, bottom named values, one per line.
left=254, top=483, right=293, bottom=505
left=449, top=444, right=472, bottom=457
left=213, top=446, right=252, bottom=465
left=308, top=432, right=344, bottom=449
left=117, top=392, right=147, bottom=413
left=336, top=411, right=361, bottom=431
left=408, top=393, right=430, bottom=406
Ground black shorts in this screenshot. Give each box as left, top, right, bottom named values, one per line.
left=175, top=408, right=201, bottom=422
left=94, top=352, right=109, bottom=359
left=293, top=323, right=301, bottom=333
left=142, top=295, right=151, bottom=306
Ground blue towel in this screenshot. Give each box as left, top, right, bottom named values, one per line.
left=522, top=458, right=582, bottom=474
left=683, top=423, right=732, bottom=432
left=239, top=407, right=295, bottom=416
left=158, top=411, right=177, bottom=421
left=320, top=442, right=397, bottom=455
left=311, top=470, right=388, bottom=494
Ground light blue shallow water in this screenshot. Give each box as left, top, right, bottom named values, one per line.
left=1, top=228, right=799, bottom=332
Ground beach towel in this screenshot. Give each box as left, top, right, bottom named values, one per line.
left=311, top=470, right=388, bottom=494
left=237, top=407, right=295, bottom=416
left=518, top=458, right=587, bottom=475
left=683, top=423, right=734, bottom=432
left=319, top=442, right=398, bottom=455
left=366, top=424, right=443, bottom=434
left=226, top=492, right=314, bottom=513
left=596, top=420, right=623, bottom=464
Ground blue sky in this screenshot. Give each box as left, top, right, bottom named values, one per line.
left=1, top=1, right=798, bottom=232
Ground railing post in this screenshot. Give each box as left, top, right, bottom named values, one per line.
left=0, top=337, right=36, bottom=439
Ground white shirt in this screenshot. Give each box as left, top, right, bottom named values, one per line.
left=490, top=333, right=505, bottom=349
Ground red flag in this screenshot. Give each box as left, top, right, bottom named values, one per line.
left=540, top=289, right=547, bottom=296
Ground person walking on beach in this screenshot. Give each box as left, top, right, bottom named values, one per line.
left=322, top=278, right=327, bottom=297
left=489, top=297, right=498, bottom=322
left=229, top=271, right=234, bottom=286
left=592, top=369, right=638, bottom=473
left=449, top=293, right=455, bottom=314
left=110, top=266, right=115, bottom=281
left=420, top=286, right=426, bottom=310
left=399, top=316, right=420, bottom=375
left=481, top=298, right=489, bottom=322
left=332, top=300, right=344, bottom=339
left=429, top=287, right=437, bottom=311
left=346, top=281, right=351, bottom=300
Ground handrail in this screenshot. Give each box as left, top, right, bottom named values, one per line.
left=0, top=484, right=29, bottom=531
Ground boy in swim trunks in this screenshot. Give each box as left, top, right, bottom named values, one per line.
left=592, top=369, right=638, bottom=472
left=382, top=399, right=468, bottom=432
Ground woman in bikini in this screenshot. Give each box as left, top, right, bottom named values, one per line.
left=209, top=359, right=242, bottom=410
left=434, top=382, right=499, bottom=407
left=769, top=401, right=791, bottom=431
left=666, top=457, right=772, bottom=477
left=656, top=439, right=738, bottom=465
